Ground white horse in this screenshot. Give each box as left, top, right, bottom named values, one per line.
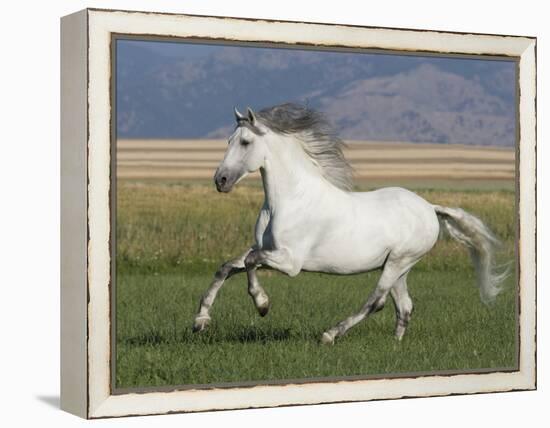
left=193, top=103, right=507, bottom=344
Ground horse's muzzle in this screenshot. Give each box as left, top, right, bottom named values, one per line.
left=214, top=169, right=234, bottom=193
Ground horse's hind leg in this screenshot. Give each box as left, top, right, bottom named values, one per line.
left=390, top=273, right=413, bottom=341
left=321, top=259, right=412, bottom=345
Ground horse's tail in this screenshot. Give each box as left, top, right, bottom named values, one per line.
left=433, top=205, right=509, bottom=304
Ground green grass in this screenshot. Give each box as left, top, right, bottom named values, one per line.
left=115, top=181, right=517, bottom=389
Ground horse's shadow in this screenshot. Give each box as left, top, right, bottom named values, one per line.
left=231, top=326, right=291, bottom=344
left=124, top=331, right=167, bottom=346
left=122, top=325, right=293, bottom=346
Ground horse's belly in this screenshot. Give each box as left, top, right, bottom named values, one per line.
left=302, top=241, right=390, bottom=274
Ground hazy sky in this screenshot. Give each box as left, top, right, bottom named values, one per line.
left=116, top=39, right=517, bottom=145
left=127, top=38, right=515, bottom=70
left=140, top=40, right=219, bottom=58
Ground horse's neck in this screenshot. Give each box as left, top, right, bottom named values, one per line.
left=260, top=142, right=336, bottom=214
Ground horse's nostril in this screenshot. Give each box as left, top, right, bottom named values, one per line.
left=220, top=176, right=227, bottom=185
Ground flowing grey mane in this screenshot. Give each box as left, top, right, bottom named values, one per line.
left=253, top=103, right=354, bottom=191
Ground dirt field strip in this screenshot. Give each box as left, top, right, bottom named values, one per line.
left=117, top=139, right=515, bottom=181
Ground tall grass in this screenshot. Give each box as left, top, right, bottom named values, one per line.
left=116, top=181, right=515, bottom=274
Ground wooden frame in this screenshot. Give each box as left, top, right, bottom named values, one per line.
left=60, top=8, right=537, bottom=419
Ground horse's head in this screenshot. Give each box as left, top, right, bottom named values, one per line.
left=214, top=107, right=268, bottom=193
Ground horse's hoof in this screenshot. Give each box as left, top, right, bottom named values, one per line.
left=395, top=326, right=406, bottom=341
left=320, top=331, right=335, bottom=345
left=252, top=292, right=270, bottom=317
left=192, top=316, right=211, bottom=333
left=257, top=302, right=270, bottom=317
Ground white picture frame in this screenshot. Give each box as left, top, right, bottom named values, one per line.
left=60, top=8, right=536, bottom=419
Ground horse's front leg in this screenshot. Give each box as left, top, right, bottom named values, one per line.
left=244, top=248, right=300, bottom=317
left=193, top=248, right=252, bottom=332
left=246, top=266, right=271, bottom=317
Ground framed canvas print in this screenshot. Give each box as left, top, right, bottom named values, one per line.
left=60, top=8, right=537, bottom=419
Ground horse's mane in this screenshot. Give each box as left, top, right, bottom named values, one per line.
left=254, top=103, right=354, bottom=191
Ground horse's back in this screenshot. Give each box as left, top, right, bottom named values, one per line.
left=353, top=186, right=436, bottom=218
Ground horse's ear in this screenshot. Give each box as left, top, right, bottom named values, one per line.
left=234, top=107, right=245, bottom=122
left=247, top=107, right=257, bottom=125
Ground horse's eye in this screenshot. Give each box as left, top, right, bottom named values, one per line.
left=241, top=139, right=251, bottom=147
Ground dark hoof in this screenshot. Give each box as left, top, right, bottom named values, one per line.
left=258, top=303, right=270, bottom=317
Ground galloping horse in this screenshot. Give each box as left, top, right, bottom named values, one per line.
left=193, top=103, right=507, bottom=344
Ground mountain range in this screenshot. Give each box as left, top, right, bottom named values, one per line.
left=116, top=41, right=516, bottom=146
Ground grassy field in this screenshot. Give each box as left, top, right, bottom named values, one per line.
left=115, top=180, right=517, bottom=390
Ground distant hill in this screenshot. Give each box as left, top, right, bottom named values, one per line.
left=116, top=43, right=516, bottom=146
